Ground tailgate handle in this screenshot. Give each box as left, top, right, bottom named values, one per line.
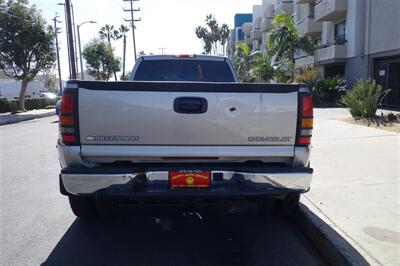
left=174, top=97, right=208, bottom=114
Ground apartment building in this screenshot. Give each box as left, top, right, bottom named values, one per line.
left=227, top=14, right=252, bottom=58
left=228, top=0, right=400, bottom=107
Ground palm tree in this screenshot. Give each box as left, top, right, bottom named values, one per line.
left=219, top=24, right=230, bottom=56
left=99, top=24, right=115, bottom=44
left=232, top=43, right=258, bottom=82
left=119, top=24, right=130, bottom=80
left=99, top=24, right=121, bottom=80
left=251, top=52, right=281, bottom=83
left=267, top=12, right=314, bottom=82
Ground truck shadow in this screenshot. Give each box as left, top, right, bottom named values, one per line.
left=40, top=202, right=366, bottom=266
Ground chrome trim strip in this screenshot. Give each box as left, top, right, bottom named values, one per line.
left=80, top=145, right=295, bottom=158
left=61, top=170, right=312, bottom=195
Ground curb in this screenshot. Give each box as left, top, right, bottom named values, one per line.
left=0, top=110, right=56, bottom=126
left=294, top=199, right=375, bottom=266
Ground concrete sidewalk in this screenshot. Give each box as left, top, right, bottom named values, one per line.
left=0, top=109, right=56, bottom=125
left=302, top=108, right=400, bottom=265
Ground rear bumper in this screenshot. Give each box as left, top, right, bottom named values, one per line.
left=60, top=165, right=313, bottom=199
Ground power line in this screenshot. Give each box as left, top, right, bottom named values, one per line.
left=123, top=0, right=141, bottom=61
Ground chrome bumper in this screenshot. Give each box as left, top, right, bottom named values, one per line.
left=61, top=169, right=312, bottom=196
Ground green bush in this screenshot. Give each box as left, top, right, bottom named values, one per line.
left=0, top=97, right=60, bottom=113
left=0, top=98, right=10, bottom=113
left=315, top=75, right=347, bottom=103
left=341, top=79, right=391, bottom=118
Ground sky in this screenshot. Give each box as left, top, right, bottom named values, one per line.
left=29, top=0, right=260, bottom=80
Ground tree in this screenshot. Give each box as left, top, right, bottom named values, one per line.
left=99, top=24, right=121, bottom=80
left=118, top=24, right=129, bottom=80
left=267, top=12, right=314, bottom=82
left=232, top=43, right=258, bottom=82
left=83, top=38, right=120, bottom=81
left=98, top=24, right=120, bottom=44
left=251, top=51, right=281, bottom=83
left=195, top=14, right=230, bottom=55
left=0, top=0, right=56, bottom=110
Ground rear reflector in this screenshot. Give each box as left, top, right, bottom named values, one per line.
left=62, top=134, right=76, bottom=143
left=61, top=93, right=74, bottom=113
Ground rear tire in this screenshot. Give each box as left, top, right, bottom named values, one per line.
left=68, top=195, right=97, bottom=219
left=274, top=193, right=300, bottom=218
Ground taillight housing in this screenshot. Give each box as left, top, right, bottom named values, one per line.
left=296, top=94, right=313, bottom=146
left=59, top=91, right=79, bottom=145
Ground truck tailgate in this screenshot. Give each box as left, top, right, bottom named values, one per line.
left=77, top=82, right=299, bottom=147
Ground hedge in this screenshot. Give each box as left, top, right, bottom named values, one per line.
left=0, top=97, right=61, bottom=113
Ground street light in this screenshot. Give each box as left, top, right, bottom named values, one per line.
left=77, top=21, right=96, bottom=80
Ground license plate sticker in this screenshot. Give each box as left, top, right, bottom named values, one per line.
left=169, top=170, right=211, bottom=188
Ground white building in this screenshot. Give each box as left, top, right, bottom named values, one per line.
left=0, top=80, right=49, bottom=100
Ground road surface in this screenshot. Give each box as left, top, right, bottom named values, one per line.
left=0, top=116, right=326, bottom=265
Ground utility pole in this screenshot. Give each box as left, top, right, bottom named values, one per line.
left=71, top=3, right=78, bottom=78
left=53, top=14, right=63, bottom=94
left=58, top=3, right=71, bottom=78
left=123, top=0, right=140, bottom=61
left=65, top=0, right=77, bottom=79
left=159, top=48, right=166, bottom=55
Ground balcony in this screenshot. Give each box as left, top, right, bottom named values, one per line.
left=251, top=29, right=262, bottom=41
left=260, top=18, right=273, bottom=32
left=315, top=0, right=347, bottom=22
left=295, top=0, right=315, bottom=3
left=315, top=44, right=346, bottom=64
left=244, top=36, right=252, bottom=46
left=295, top=55, right=315, bottom=68
left=263, top=4, right=274, bottom=18
left=274, top=0, right=294, bottom=15
left=296, top=16, right=322, bottom=37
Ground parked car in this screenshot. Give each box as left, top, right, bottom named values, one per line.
left=55, top=99, right=61, bottom=116
left=57, top=55, right=313, bottom=218
left=41, top=91, right=58, bottom=99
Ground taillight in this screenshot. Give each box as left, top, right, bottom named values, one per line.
left=173, top=54, right=195, bottom=58
left=297, top=95, right=313, bottom=145
left=60, top=91, right=79, bottom=145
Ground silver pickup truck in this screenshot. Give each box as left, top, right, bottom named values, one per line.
left=57, top=55, right=313, bottom=218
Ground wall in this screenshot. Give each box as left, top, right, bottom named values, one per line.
left=368, top=0, right=400, bottom=55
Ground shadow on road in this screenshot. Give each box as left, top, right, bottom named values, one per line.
left=41, top=203, right=325, bottom=266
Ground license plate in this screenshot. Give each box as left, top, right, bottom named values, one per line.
left=169, top=170, right=211, bottom=188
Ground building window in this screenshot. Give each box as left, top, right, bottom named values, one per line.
left=335, top=21, right=346, bottom=45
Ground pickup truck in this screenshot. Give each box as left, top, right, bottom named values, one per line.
left=57, top=55, right=313, bottom=218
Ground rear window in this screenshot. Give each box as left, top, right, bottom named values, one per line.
left=133, top=59, right=236, bottom=82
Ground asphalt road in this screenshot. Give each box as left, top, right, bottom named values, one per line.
left=0, top=116, right=326, bottom=266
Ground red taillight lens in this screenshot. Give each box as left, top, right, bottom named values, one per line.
left=61, top=93, right=74, bottom=113
left=297, top=94, right=313, bottom=146
left=62, top=134, right=76, bottom=143
left=299, top=136, right=311, bottom=145
left=302, top=96, right=313, bottom=117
